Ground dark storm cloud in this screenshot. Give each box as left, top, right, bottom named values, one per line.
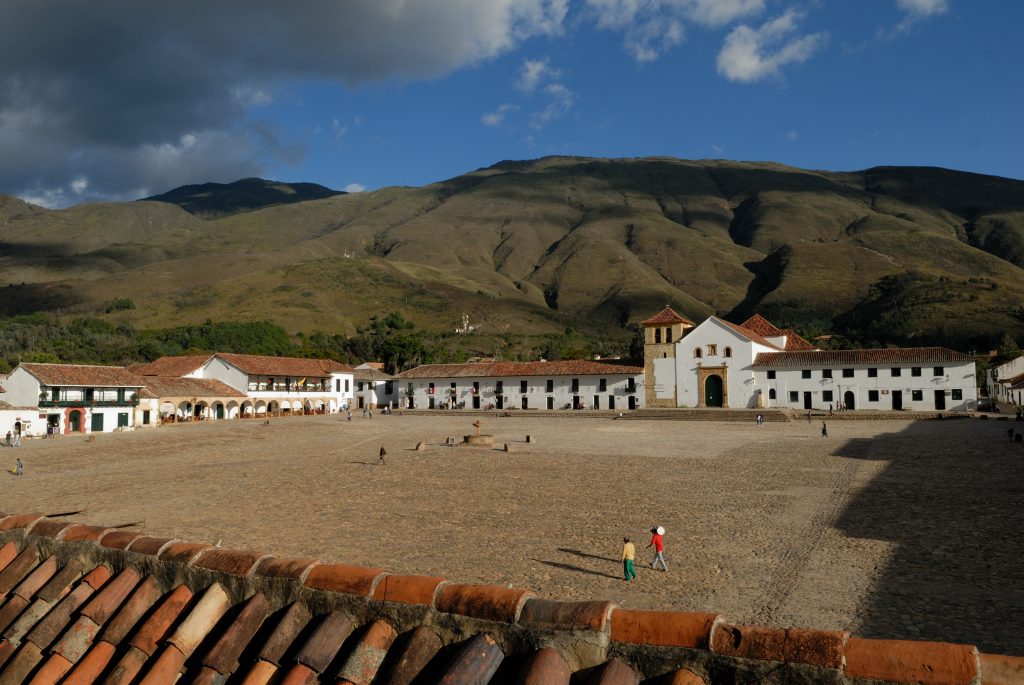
left=0, top=0, right=567, bottom=205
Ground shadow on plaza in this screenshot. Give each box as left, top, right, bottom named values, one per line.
left=832, top=418, right=1024, bottom=654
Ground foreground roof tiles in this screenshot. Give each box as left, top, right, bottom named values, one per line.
left=754, top=347, right=973, bottom=367
left=398, top=360, right=643, bottom=379
left=17, top=364, right=144, bottom=388
left=640, top=306, right=695, bottom=326
left=215, top=353, right=353, bottom=377
left=0, top=513, right=1016, bottom=685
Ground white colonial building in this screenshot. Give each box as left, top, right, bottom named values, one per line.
left=353, top=363, right=398, bottom=410
left=986, top=354, right=1024, bottom=406
left=2, top=363, right=146, bottom=435
left=132, top=353, right=356, bottom=418
left=396, top=360, right=644, bottom=411
left=643, top=307, right=977, bottom=412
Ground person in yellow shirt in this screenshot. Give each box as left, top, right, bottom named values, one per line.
left=622, top=537, right=636, bottom=581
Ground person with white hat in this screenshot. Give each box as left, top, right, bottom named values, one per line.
left=647, top=526, right=667, bottom=571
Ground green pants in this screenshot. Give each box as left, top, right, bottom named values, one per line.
left=623, top=558, right=636, bottom=580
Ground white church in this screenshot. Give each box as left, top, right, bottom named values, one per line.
left=642, top=307, right=977, bottom=412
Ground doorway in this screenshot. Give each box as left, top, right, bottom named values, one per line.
left=69, top=410, right=82, bottom=433
left=91, top=413, right=104, bottom=432
left=547, top=397, right=554, bottom=410
left=892, top=390, right=903, bottom=410
left=521, top=396, right=528, bottom=410
left=472, top=395, right=480, bottom=409
left=705, top=376, right=724, bottom=407
left=628, top=396, right=637, bottom=410
left=496, top=396, right=503, bottom=409
left=803, top=391, right=812, bottom=410
left=843, top=390, right=855, bottom=411
left=608, top=396, right=615, bottom=410
left=593, top=395, right=600, bottom=410
left=934, top=389, right=946, bottom=410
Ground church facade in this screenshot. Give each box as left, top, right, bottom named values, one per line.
left=643, top=307, right=977, bottom=412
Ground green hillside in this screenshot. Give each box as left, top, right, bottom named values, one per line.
left=1, top=156, right=1023, bottom=358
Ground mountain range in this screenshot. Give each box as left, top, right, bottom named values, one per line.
left=1, top=156, right=1022, bottom=352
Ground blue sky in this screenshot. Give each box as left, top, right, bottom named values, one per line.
left=1, top=1, right=1021, bottom=206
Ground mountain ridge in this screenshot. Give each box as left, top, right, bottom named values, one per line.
left=2, top=156, right=1023, bottom=352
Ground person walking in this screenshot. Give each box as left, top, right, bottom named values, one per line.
left=647, top=526, right=668, bottom=571
left=821, top=422, right=828, bottom=438
left=15, top=458, right=23, bottom=476
left=378, top=445, right=387, bottom=465
left=622, top=537, right=636, bottom=581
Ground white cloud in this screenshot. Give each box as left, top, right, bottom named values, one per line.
left=344, top=183, right=366, bottom=193
left=897, top=0, right=949, bottom=17
left=883, top=0, right=950, bottom=36
left=711, top=144, right=724, bottom=154
left=784, top=130, right=799, bottom=142
left=716, top=10, right=828, bottom=83
left=230, top=86, right=273, bottom=107
left=530, top=82, right=575, bottom=129
left=516, top=57, right=560, bottom=92
left=585, top=0, right=764, bottom=61
left=70, top=176, right=89, bottom=194
left=482, top=103, right=519, bottom=127
left=0, top=0, right=570, bottom=205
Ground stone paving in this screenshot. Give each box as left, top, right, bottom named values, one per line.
left=2, top=413, right=1022, bottom=654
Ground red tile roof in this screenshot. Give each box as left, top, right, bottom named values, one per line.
left=397, top=360, right=643, bottom=379
left=18, top=364, right=145, bottom=388
left=715, top=319, right=783, bottom=350
left=640, top=306, right=694, bottom=326
left=142, top=377, right=248, bottom=399
left=781, top=328, right=818, bottom=351
left=753, top=348, right=973, bottom=367
left=0, top=513, right=1013, bottom=685
left=999, top=372, right=1024, bottom=385
left=738, top=315, right=817, bottom=351
left=740, top=314, right=784, bottom=337
left=215, top=354, right=354, bottom=378
left=128, top=355, right=212, bottom=377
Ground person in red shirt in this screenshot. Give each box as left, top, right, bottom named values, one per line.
left=647, top=526, right=667, bottom=571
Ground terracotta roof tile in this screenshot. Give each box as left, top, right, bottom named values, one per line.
left=740, top=313, right=785, bottom=337
left=436, top=633, right=504, bottom=683
left=293, top=610, right=353, bottom=672
left=716, top=318, right=783, bottom=350
left=98, top=575, right=164, bottom=646
left=753, top=347, right=973, bottom=366
left=335, top=619, right=397, bottom=685
left=129, top=355, right=213, bottom=377
left=142, top=376, right=248, bottom=398
left=640, top=306, right=695, bottom=326
left=0, top=513, right=1015, bottom=685
left=782, top=329, right=817, bottom=351
left=129, top=584, right=194, bottom=656
left=216, top=353, right=354, bottom=378
left=397, top=359, right=643, bottom=380
left=18, top=363, right=145, bottom=388
left=202, top=593, right=270, bottom=676
left=0, top=547, right=41, bottom=595
left=257, top=602, right=312, bottom=666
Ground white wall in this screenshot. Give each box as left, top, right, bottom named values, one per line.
left=399, top=374, right=643, bottom=411
left=673, top=319, right=761, bottom=408
left=3, top=368, right=41, bottom=407
left=989, top=356, right=1024, bottom=401
left=201, top=358, right=250, bottom=392
left=756, top=361, right=977, bottom=411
